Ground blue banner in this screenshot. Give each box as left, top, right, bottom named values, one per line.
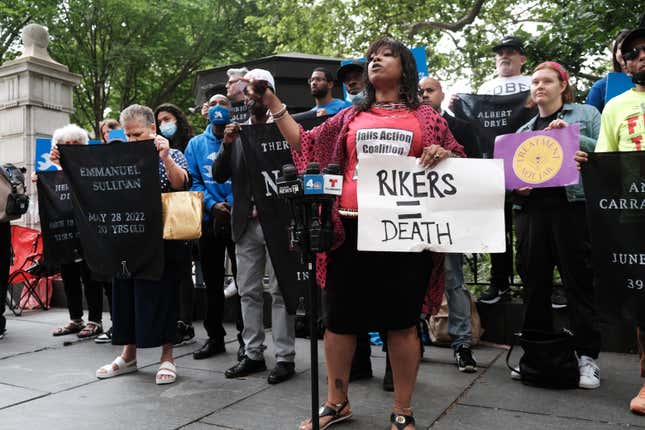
left=605, top=72, right=635, bottom=104
left=35, top=138, right=57, bottom=172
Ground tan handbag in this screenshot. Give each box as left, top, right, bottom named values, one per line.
left=428, top=291, right=483, bottom=346
left=161, top=191, right=203, bottom=240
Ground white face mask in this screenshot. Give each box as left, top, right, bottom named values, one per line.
left=346, top=91, right=366, bottom=104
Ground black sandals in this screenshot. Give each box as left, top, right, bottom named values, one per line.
left=390, top=413, right=415, bottom=430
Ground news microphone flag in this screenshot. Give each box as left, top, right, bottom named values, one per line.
left=323, top=174, right=343, bottom=195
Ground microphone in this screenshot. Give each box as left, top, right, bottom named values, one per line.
left=322, top=163, right=343, bottom=196
left=277, top=164, right=305, bottom=252
left=303, top=162, right=324, bottom=195
left=277, top=164, right=303, bottom=199
left=319, top=164, right=341, bottom=250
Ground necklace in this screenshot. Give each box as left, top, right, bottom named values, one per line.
left=373, top=101, right=407, bottom=110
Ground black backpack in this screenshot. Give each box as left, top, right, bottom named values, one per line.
left=0, top=163, right=29, bottom=222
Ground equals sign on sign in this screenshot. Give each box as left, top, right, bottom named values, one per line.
left=396, top=200, right=421, bottom=219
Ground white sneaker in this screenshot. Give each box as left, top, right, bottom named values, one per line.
left=510, top=367, right=521, bottom=380
left=224, top=279, right=238, bottom=298
left=578, top=355, right=600, bottom=389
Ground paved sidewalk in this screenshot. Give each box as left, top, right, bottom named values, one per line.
left=0, top=308, right=643, bottom=429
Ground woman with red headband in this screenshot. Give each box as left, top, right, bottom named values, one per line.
left=512, top=61, right=602, bottom=388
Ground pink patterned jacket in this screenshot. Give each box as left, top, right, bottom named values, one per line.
left=290, top=104, right=465, bottom=316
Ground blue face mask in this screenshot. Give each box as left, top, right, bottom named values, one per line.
left=160, top=121, right=177, bottom=138
left=208, top=105, right=231, bottom=125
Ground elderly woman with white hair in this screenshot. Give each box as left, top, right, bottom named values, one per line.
left=94, top=104, right=191, bottom=385
left=46, top=124, right=108, bottom=339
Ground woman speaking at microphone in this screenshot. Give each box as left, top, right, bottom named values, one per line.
left=244, top=38, right=464, bottom=430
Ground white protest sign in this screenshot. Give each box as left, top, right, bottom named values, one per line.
left=357, top=154, right=506, bottom=253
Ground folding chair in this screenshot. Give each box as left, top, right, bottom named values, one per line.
left=6, top=225, right=52, bottom=316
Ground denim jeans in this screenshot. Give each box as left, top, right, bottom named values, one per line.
left=444, top=253, right=472, bottom=351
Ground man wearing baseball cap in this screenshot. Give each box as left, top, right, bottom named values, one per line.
left=478, top=35, right=531, bottom=96
left=594, top=26, right=645, bottom=153
left=184, top=99, right=241, bottom=361
left=475, top=35, right=533, bottom=306
left=337, top=60, right=365, bottom=105
left=212, top=69, right=297, bottom=385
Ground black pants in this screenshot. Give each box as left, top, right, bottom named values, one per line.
left=102, top=281, right=112, bottom=320
left=177, top=241, right=195, bottom=324
left=490, top=197, right=514, bottom=291
left=60, top=261, right=104, bottom=323
left=111, top=275, right=177, bottom=348
left=111, top=241, right=185, bottom=348
left=200, top=221, right=239, bottom=340
left=515, top=202, right=601, bottom=358
left=0, top=222, right=10, bottom=332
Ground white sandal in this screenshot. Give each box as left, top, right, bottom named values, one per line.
left=156, top=361, right=177, bottom=385
left=96, top=356, right=137, bottom=379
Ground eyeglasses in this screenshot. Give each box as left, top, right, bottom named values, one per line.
left=225, top=79, right=240, bottom=88
left=308, top=77, right=328, bottom=84
left=623, top=45, right=645, bottom=61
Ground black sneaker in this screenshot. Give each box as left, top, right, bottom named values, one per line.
left=454, top=345, right=477, bottom=373
left=94, top=327, right=112, bottom=344
left=174, top=321, right=196, bottom=346
left=183, top=324, right=196, bottom=344
left=551, top=286, right=568, bottom=309
left=477, top=286, right=510, bottom=304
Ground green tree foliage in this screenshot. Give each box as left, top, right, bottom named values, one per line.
left=46, top=0, right=274, bottom=136
left=250, top=0, right=640, bottom=97
left=2, top=0, right=640, bottom=134
left=0, top=0, right=57, bottom=62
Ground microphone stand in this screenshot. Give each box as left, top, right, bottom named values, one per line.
left=278, top=163, right=339, bottom=430
left=306, top=254, right=320, bottom=430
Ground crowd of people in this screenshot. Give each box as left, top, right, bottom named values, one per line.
left=0, top=19, right=644, bottom=429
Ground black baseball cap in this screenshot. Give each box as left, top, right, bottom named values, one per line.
left=337, top=60, right=364, bottom=83
left=492, top=36, right=525, bottom=55
left=621, top=27, right=645, bottom=55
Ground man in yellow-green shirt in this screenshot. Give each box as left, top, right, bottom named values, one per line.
left=594, top=28, right=645, bottom=153
left=576, top=26, right=645, bottom=415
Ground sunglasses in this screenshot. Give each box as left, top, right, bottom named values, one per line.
left=623, top=45, right=645, bottom=61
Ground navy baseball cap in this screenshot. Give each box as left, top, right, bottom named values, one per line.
left=337, top=60, right=365, bottom=83
left=492, top=36, right=526, bottom=54
left=621, top=27, right=645, bottom=56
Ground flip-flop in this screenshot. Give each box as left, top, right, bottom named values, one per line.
left=156, top=361, right=177, bottom=385
left=96, top=356, right=137, bottom=379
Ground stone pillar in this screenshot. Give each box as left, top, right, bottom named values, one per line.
left=0, top=24, right=81, bottom=227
